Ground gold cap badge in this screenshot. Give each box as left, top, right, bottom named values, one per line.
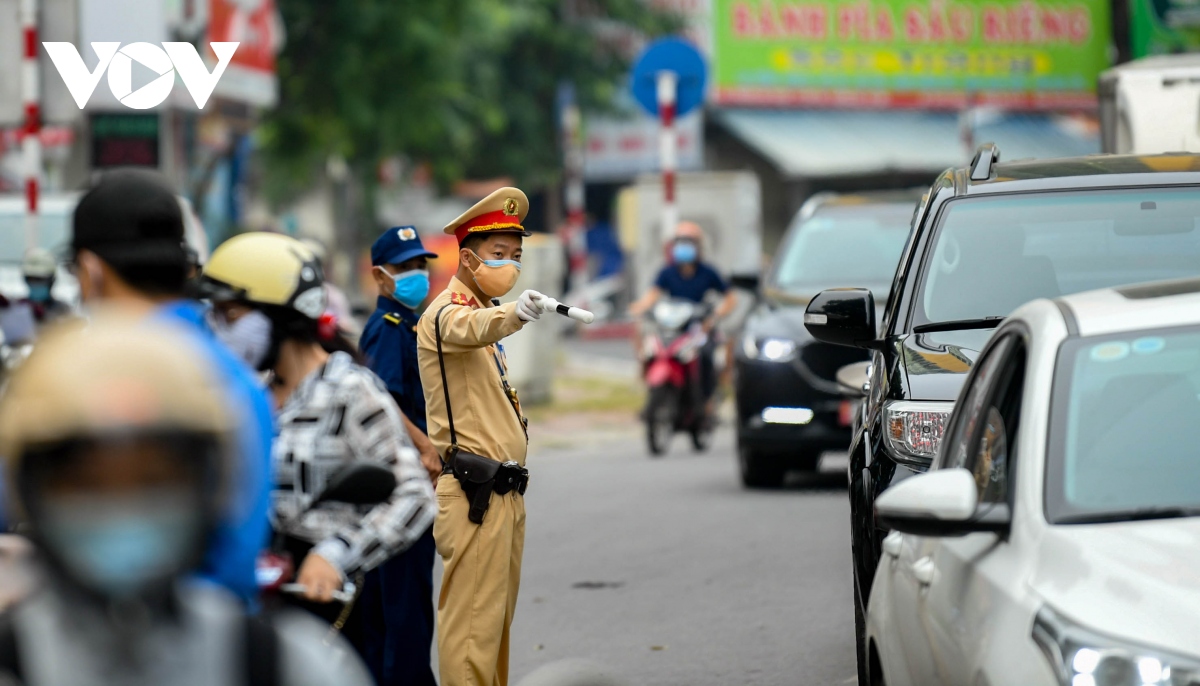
left=503, top=197, right=519, bottom=216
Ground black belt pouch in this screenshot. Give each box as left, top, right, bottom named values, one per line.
left=448, top=449, right=501, bottom=524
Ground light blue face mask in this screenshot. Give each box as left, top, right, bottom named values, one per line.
left=39, top=491, right=203, bottom=598
left=672, top=241, right=698, bottom=264
left=388, top=268, right=431, bottom=310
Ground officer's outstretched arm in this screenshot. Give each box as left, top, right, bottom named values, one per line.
left=426, top=301, right=524, bottom=352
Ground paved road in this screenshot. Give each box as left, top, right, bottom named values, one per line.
left=505, top=428, right=858, bottom=686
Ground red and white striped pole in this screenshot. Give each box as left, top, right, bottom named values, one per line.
left=656, top=70, right=678, bottom=241
left=561, top=102, right=587, bottom=294
left=21, top=0, right=40, bottom=252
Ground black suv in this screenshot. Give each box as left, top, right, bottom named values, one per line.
left=803, top=146, right=1200, bottom=684
left=733, top=190, right=921, bottom=487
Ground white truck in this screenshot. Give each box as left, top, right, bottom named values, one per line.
left=1099, top=54, right=1200, bottom=154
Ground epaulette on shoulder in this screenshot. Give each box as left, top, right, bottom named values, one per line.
left=383, top=313, right=402, bottom=326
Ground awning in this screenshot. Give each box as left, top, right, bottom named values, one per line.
left=715, top=109, right=1099, bottom=179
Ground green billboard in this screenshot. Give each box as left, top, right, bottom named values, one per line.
left=1129, top=0, right=1200, bottom=56
left=713, top=0, right=1111, bottom=109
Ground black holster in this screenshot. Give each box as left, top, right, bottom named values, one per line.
left=447, top=449, right=528, bottom=525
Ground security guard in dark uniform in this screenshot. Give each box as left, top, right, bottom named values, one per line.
left=357, top=225, right=440, bottom=686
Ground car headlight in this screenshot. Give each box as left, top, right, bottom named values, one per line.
left=741, top=335, right=797, bottom=362
left=1033, top=606, right=1200, bottom=686
left=883, top=400, right=952, bottom=465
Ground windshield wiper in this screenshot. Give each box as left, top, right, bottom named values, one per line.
left=1057, top=506, right=1200, bottom=524
left=912, top=316, right=1004, bottom=334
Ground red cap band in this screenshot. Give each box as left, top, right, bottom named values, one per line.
left=454, top=209, right=524, bottom=244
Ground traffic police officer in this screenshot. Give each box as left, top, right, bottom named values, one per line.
left=358, top=225, right=441, bottom=686
left=416, top=187, right=546, bottom=686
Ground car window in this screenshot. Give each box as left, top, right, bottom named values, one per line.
left=964, top=345, right=1026, bottom=504
left=916, top=188, right=1200, bottom=326
left=1046, top=325, right=1200, bottom=522
left=938, top=335, right=1014, bottom=471
left=768, top=204, right=912, bottom=297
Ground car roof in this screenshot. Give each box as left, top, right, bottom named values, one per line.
left=1057, top=278, right=1200, bottom=337
left=815, top=189, right=926, bottom=207
left=960, top=153, right=1200, bottom=196
left=795, top=188, right=924, bottom=224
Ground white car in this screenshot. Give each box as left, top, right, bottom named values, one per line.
left=866, top=279, right=1200, bottom=686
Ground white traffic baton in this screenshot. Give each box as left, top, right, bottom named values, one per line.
left=539, top=297, right=595, bottom=324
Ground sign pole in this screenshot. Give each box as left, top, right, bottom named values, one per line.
left=656, top=70, right=678, bottom=240
left=559, top=87, right=587, bottom=295
left=21, top=0, right=40, bottom=253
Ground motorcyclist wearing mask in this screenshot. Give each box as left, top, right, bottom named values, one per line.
left=68, top=168, right=273, bottom=605
left=0, top=314, right=371, bottom=686
left=415, top=187, right=546, bottom=686
left=628, top=221, right=737, bottom=408
left=19, top=248, right=71, bottom=325
left=357, top=226, right=440, bottom=686
left=197, top=232, right=436, bottom=666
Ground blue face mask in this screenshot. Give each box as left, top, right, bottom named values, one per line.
left=39, top=491, right=203, bottom=598
left=388, top=269, right=431, bottom=310
left=672, top=241, right=698, bottom=264
left=27, top=283, right=51, bottom=302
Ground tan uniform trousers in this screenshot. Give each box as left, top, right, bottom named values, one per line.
left=434, top=474, right=526, bottom=686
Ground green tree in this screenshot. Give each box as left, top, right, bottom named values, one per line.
left=261, top=0, right=678, bottom=218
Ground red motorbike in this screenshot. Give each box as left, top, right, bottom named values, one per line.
left=641, top=299, right=715, bottom=456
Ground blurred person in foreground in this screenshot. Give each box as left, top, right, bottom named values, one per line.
left=417, top=188, right=546, bottom=686
left=0, top=315, right=371, bottom=686
left=357, top=226, right=441, bottom=686
left=628, top=221, right=736, bottom=409
left=19, top=249, right=71, bottom=326
left=69, top=168, right=274, bottom=604
left=198, top=233, right=436, bottom=661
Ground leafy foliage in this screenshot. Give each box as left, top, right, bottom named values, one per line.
left=261, top=0, right=679, bottom=205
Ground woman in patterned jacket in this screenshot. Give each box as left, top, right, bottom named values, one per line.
left=198, top=232, right=436, bottom=659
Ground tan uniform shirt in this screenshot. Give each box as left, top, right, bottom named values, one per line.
left=417, top=276, right=528, bottom=465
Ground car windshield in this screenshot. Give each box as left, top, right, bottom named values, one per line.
left=1046, top=325, right=1200, bottom=523
left=768, top=204, right=913, bottom=296
left=918, top=188, right=1200, bottom=326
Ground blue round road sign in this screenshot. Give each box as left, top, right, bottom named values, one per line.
left=631, top=37, right=707, bottom=117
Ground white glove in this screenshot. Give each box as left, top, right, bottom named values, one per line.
left=516, top=290, right=545, bottom=322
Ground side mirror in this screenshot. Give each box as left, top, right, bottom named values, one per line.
left=804, top=288, right=878, bottom=349
left=316, top=462, right=397, bottom=506
left=729, top=273, right=761, bottom=292
left=875, top=468, right=1009, bottom=537
left=835, top=361, right=870, bottom=397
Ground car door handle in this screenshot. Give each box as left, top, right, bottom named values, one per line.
left=912, top=557, right=937, bottom=586
left=882, top=530, right=903, bottom=558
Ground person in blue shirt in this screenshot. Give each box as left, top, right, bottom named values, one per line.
left=356, top=225, right=441, bottom=686
left=68, top=169, right=272, bottom=605
left=629, top=221, right=737, bottom=407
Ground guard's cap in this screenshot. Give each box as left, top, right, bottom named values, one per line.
left=443, top=187, right=532, bottom=245
left=371, top=226, right=438, bottom=267
left=72, top=168, right=188, bottom=267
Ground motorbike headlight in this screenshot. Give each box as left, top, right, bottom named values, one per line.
left=741, top=335, right=797, bottom=363
left=882, top=400, right=952, bottom=465
left=1033, top=606, right=1200, bottom=686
